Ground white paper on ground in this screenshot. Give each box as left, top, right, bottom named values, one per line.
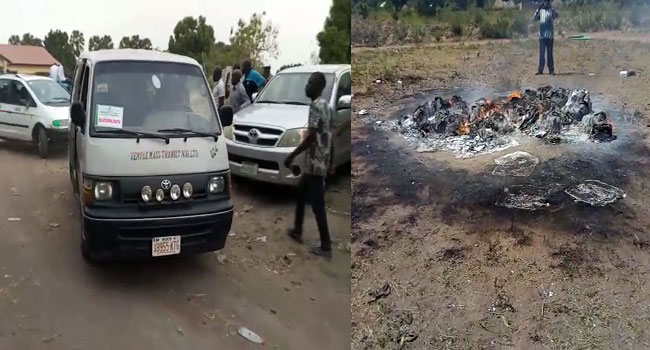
left=96, top=105, right=124, bottom=128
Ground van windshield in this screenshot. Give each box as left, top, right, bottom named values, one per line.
left=90, top=61, right=219, bottom=136
left=256, top=72, right=334, bottom=106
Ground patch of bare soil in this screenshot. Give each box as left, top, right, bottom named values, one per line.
left=352, top=36, right=650, bottom=349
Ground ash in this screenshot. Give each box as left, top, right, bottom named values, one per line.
left=396, top=86, right=616, bottom=158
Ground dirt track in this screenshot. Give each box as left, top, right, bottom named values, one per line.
left=0, top=141, right=350, bottom=350
left=352, top=33, right=650, bottom=349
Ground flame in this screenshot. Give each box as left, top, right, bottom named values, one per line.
left=508, top=91, right=522, bottom=101
left=458, top=121, right=470, bottom=135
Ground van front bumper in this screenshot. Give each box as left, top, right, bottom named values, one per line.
left=82, top=206, right=233, bottom=260
left=225, top=139, right=304, bottom=186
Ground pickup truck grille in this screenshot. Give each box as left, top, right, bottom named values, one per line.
left=233, top=124, right=284, bottom=147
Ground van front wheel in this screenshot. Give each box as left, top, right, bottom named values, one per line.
left=34, top=125, right=49, bottom=159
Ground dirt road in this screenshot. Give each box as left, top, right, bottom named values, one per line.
left=352, top=35, right=650, bottom=349
left=0, top=142, right=350, bottom=350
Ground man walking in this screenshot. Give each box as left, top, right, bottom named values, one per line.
left=534, top=0, right=558, bottom=75
left=212, top=66, right=226, bottom=109
left=284, top=72, right=332, bottom=258
left=229, top=69, right=250, bottom=113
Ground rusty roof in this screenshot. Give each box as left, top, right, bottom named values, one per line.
left=0, top=44, right=60, bottom=66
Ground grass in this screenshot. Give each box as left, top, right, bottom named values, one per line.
left=352, top=3, right=650, bottom=47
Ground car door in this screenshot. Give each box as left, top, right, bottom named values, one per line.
left=71, top=62, right=91, bottom=188
left=332, top=70, right=351, bottom=166
left=0, top=79, right=36, bottom=141
left=0, top=79, right=13, bottom=139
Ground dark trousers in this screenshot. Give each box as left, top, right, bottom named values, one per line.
left=538, top=38, right=554, bottom=74
left=294, top=175, right=331, bottom=249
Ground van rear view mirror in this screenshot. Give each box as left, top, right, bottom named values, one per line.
left=70, top=102, right=86, bottom=128
left=219, top=106, right=233, bottom=127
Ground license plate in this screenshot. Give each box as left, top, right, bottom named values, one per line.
left=241, top=161, right=258, bottom=176
left=152, top=235, right=181, bottom=257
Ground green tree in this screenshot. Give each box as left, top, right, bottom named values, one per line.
left=167, top=16, right=215, bottom=67
left=8, top=35, right=20, bottom=45
left=8, top=33, right=43, bottom=46
left=229, top=12, right=279, bottom=68
left=88, top=35, right=114, bottom=51
left=119, top=35, right=152, bottom=49
left=317, top=0, right=351, bottom=64
left=44, top=30, right=75, bottom=76
left=69, top=30, right=85, bottom=57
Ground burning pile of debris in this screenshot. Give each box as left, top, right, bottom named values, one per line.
left=397, top=86, right=616, bottom=157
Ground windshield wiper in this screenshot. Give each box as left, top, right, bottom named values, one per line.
left=256, top=100, right=308, bottom=106
left=279, top=101, right=309, bottom=106
left=157, top=128, right=219, bottom=142
left=95, top=128, right=170, bottom=144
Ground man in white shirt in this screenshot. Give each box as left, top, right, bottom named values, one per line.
left=49, top=63, right=65, bottom=82
left=212, top=66, right=226, bottom=109
left=229, top=69, right=250, bottom=113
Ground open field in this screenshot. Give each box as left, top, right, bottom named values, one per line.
left=352, top=33, right=650, bottom=349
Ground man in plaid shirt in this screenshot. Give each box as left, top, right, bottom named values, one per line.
left=534, top=0, right=559, bottom=75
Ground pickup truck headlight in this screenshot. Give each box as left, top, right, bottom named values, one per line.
left=223, top=126, right=233, bottom=140
left=277, top=128, right=308, bottom=147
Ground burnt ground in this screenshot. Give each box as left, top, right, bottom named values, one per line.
left=352, top=33, right=650, bottom=349
left=0, top=142, right=350, bottom=349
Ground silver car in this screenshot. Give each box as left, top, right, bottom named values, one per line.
left=224, top=64, right=351, bottom=186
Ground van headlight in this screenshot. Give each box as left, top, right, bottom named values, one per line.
left=94, top=181, right=113, bottom=200
left=208, top=176, right=225, bottom=193
left=277, top=128, right=308, bottom=147
left=224, top=126, right=233, bottom=140
left=170, top=184, right=181, bottom=201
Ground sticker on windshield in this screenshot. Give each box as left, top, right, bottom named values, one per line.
left=96, top=104, right=123, bottom=129
left=96, top=83, right=108, bottom=93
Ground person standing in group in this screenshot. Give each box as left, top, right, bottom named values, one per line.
left=49, top=62, right=64, bottom=82
left=263, top=66, right=272, bottom=82
left=212, top=66, right=226, bottom=109
left=534, top=0, right=558, bottom=75
left=229, top=69, right=251, bottom=113
left=241, top=60, right=266, bottom=100
left=284, top=72, right=332, bottom=258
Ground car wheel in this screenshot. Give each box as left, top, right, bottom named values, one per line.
left=34, top=125, right=49, bottom=159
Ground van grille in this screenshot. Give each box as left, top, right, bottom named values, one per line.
left=233, top=124, right=284, bottom=147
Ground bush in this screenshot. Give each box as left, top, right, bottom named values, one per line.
left=451, top=22, right=464, bottom=36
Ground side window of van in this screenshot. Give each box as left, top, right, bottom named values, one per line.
left=80, top=66, right=90, bottom=108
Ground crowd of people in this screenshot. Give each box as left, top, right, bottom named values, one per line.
left=211, top=59, right=268, bottom=113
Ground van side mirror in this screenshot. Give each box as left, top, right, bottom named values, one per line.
left=251, top=92, right=258, bottom=101
left=70, top=102, right=86, bottom=128
left=337, top=95, right=351, bottom=109
left=219, top=105, right=233, bottom=127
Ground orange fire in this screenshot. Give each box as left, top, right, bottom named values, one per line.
left=458, top=121, right=471, bottom=135
left=507, top=91, right=522, bottom=101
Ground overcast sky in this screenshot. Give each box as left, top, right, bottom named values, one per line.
left=1, top=0, right=332, bottom=72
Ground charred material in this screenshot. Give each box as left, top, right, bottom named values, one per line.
left=398, top=86, right=615, bottom=157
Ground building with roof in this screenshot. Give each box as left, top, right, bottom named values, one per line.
left=0, top=44, right=60, bottom=76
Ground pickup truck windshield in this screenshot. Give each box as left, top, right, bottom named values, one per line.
left=90, top=61, right=220, bottom=137
left=27, top=80, right=70, bottom=106
left=256, top=72, right=334, bottom=105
